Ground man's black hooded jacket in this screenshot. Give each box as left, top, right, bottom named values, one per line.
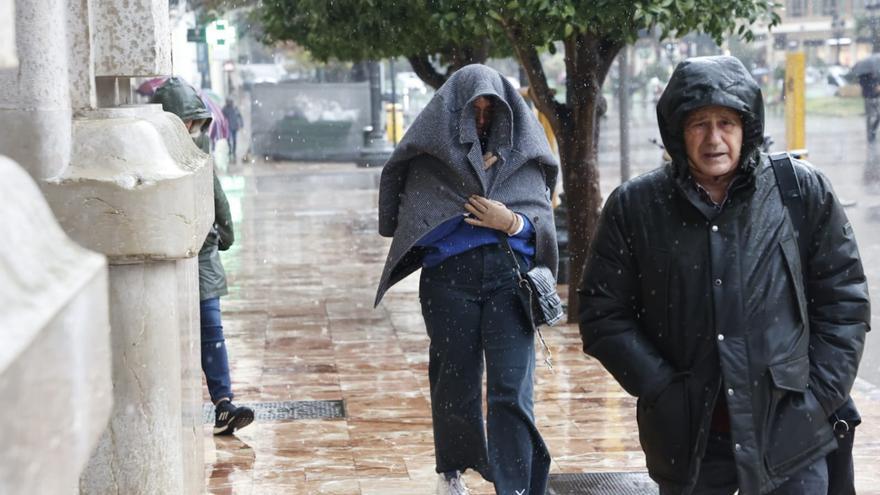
left=578, top=56, right=869, bottom=494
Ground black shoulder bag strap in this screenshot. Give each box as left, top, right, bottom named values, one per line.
left=769, top=152, right=858, bottom=495
left=769, top=152, right=808, bottom=257
left=495, top=232, right=554, bottom=370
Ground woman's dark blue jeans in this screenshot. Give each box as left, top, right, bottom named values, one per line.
left=419, top=244, right=550, bottom=495
left=200, top=297, right=233, bottom=403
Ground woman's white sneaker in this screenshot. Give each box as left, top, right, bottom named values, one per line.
left=436, top=471, right=470, bottom=495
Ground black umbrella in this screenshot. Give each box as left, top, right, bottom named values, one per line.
left=850, top=54, right=880, bottom=78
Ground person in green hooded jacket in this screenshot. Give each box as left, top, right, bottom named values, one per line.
left=152, top=77, right=254, bottom=435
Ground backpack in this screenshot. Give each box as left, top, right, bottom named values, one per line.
left=770, top=152, right=859, bottom=495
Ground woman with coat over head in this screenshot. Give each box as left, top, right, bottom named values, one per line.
left=374, top=64, right=559, bottom=495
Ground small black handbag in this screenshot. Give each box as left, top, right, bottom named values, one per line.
left=496, top=232, right=564, bottom=325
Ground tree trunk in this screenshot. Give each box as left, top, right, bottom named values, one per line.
left=557, top=102, right=603, bottom=323
left=556, top=34, right=621, bottom=323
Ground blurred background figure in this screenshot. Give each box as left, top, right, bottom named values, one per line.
left=851, top=54, right=880, bottom=184
left=222, top=97, right=244, bottom=162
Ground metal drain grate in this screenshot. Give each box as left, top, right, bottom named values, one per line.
left=203, top=400, right=346, bottom=423
left=547, top=472, right=658, bottom=495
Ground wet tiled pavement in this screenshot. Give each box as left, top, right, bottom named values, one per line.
left=205, top=160, right=880, bottom=494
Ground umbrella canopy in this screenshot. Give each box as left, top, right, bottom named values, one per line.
left=201, top=89, right=224, bottom=105
left=136, top=77, right=169, bottom=97
left=137, top=77, right=229, bottom=141
left=200, top=92, right=229, bottom=141
left=850, top=54, right=880, bottom=77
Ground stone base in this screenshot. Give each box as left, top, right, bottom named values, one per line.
left=0, top=157, right=112, bottom=494
left=0, top=271, right=111, bottom=494
left=43, top=105, right=213, bottom=262
left=80, top=259, right=203, bottom=494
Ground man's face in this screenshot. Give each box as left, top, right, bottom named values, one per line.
left=473, top=96, right=493, bottom=140
left=683, top=106, right=743, bottom=181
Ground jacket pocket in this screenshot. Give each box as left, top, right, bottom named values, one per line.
left=768, top=354, right=809, bottom=393
left=763, top=355, right=832, bottom=474
left=763, top=388, right=831, bottom=475
left=636, top=378, right=691, bottom=482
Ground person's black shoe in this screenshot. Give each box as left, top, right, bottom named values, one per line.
left=213, top=400, right=254, bottom=436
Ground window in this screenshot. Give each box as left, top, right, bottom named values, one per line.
left=789, top=0, right=805, bottom=17
left=822, top=0, right=839, bottom=15
left=863, top=0, right=880, bottom=13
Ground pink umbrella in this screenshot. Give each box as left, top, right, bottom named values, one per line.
left=201, top=92, right=229, bottom=142
left=135, top=77, right=168, bottom=97
left=137, top=77, right=229, bottom=141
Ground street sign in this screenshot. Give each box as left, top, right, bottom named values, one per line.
left=187, top=27, right=205, bottom=43
left=206, top=20, right=236, bottom=46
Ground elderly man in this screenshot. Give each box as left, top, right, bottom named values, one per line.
left=578, top=56, right=869, bottom=495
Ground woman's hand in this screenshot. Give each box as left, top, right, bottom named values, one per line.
left=464, top=195, right=521, bottom=234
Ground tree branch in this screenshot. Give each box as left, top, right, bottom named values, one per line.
left=596, top=38, right=624, bottom=90
left=563, top=33, right=580, bottom=109
left=446, top=40, right=490, bottom=73
left=501, top=22, right=564, bottom=133
left=565, top=32, right=594, bottom=144
left=407, top=54, right=447, bottom=90
left=474, top=38, right=491, bottom=64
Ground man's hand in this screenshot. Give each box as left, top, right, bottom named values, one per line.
left=464, top=195, right=520, bottom=234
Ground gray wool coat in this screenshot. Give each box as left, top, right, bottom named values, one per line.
left=375, top=64, right=560, bottom=306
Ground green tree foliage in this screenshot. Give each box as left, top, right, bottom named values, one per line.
left=254, top=0, right=779, bottom=319
left=854, top=14, right=880, bottom=53
left=258, top=0, right=510, bottom=88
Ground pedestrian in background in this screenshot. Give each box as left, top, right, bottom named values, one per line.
left=579, top=56, right=869, bottom=495
left=152, top=78, right=255, bottom=436
left=222, top=97, right=244, bottom=162
left=375, top=64, right=559, bottom=495
left=857, top=71, right=880, bottom=183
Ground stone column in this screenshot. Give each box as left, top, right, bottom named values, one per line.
left=0, top=0, right=72, bottom=180
left=67, top=0, right=209, bottom=491
left=0, top=0, right=211, bottom=493
left=0, top=4, right=112, bottom=494
left=0, top=0, right=16, bottom=68
left=40, top=103, right=211, bottom=494
left=0, top=157, right=112, bottom=495
left=44, top=105, right=211, bottom=494
left=92, top=0, right=171, bottom=77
